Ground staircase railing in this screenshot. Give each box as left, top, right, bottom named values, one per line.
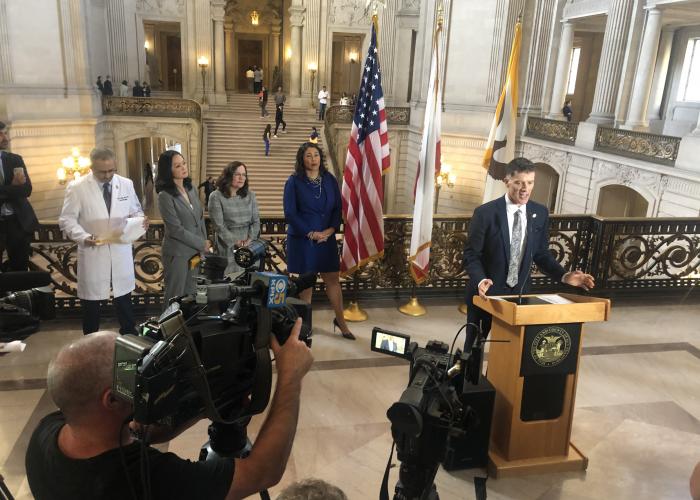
left=594, top=126, right=681, bottom=166
left=102, top=96, right=201, bottom=120
left=29, top=214, right=700, bottom=311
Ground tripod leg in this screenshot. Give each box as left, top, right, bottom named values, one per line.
left=259, top=489, right=271, bottom=500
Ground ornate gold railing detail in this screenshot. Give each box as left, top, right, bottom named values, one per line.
left=594, top=126, right=680, bottom=166
left=102, top=96, right=202, bottom=120
left=526, top=117, right=578, bottom=145
left=29, top=215, right=700, bottom=310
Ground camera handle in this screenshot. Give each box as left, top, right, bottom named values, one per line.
left=199, top=420, right=271, bottom=500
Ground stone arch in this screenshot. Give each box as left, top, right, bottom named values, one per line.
left=592, top=181, right=654, bottom=217
left=531, top=162, right=560, bottom=212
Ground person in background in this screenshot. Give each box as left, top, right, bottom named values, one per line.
left=563, top=99, right=573, bottom=122
left=156, top=150, right=211, bottom=305
left=198, top=175, right=216, bottom=206
left=274, top=102, right=287, bottom=138
left=102, top=76, right=113, bottom=96
left=0, top=121, right=38, bottom=271
left=317, top=85, right=329, bottom=120
left=246, top=66, right=255, bottom=93
left=253, top=66, right=263, bottom=94
left=95, top=76, right=103, bottom=94
left=339, top=92, right=349, bottom=106
left=119, top=80, right=129, bottom=97
left=259, top=84, right=269, bottom=118
left=308, top=127, right=319, bottom=144
left=276, top=479, right=347, bottom=500
left=208, top=162, right=260, bottom=275
left=142, top=162, right=154, bottom=211
left=283, top=143, right=355, bottom=340
left=132, top=80, right=143, bottom=97
left=263, top=124, right=272, bottom=157
left=143, top=82, right=151, bottom=97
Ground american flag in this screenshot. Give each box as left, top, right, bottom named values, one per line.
left=340, top=22, right=389, bottom=275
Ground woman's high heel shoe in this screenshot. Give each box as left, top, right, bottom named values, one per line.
left=333, top=318, right=356, bottom=340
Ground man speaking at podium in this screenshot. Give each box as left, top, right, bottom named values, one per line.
left=463, top=158, right=594, bottom=351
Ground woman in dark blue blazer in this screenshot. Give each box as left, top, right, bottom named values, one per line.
left=283, top=143, right=355, bottom=340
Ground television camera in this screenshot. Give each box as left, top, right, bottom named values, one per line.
left=112, top=240, right=313, bottom=459
left=0, top=271, right=55, bottom=343
left=372, top=326, right=495, bottom=500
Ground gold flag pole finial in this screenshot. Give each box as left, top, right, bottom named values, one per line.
left=437, top=1, right=444, bottom=28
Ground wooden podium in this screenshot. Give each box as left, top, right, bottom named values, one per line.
left=473, top=293, right=610, bottom=478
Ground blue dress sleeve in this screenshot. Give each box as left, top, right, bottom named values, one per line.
left=283, top=175, right=313, bottom=236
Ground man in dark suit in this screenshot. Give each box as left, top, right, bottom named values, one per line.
left=102, top=76, right=113, bottom=96
left=0, top=121, right=38, bottom=271
left=463, top=157, right=594, bottom=350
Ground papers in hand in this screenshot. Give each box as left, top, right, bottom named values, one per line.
left=120, top=216, right=147, bottom=243
left=96, top=217, right=146, bottom=244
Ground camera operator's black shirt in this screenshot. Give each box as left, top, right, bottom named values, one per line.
left=26, top=412, right=235, bottom=500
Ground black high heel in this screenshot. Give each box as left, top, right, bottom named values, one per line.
left=333, top=318, right=356, bottom=340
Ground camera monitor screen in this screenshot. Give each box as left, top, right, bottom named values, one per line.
left=371, top=328, right=410, bottom=358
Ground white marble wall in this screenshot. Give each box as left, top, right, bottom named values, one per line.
left=522, top=139, right=700, bottom=217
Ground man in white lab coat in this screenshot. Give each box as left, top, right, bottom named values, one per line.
left=59, top=148, right=146, bottom=334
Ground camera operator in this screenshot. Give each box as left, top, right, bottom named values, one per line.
left=25, top=319, right=313, bottom=500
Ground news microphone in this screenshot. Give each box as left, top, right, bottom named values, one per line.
left=0, top=271, right=51, bottom=293
left=517, top=215, right=533, bottom=305
left=288, top=273, right=317, bottom=297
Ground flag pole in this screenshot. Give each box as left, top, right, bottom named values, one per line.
left=342, top=3, right=382, bottom=323
left=399, top=0, right=444, bottom=317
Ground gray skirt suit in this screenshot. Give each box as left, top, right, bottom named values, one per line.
left=158, top=187, right=207, bottom=305
left=207, top=189, right=260, bottom=274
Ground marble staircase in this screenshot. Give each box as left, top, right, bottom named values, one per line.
left=203, top=92, right=323, bottom=215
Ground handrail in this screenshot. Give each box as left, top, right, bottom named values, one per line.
left=30, top=214, right=700, bottom=310
left=102, top=96, right=202, bottom=120
left=595, top=126, right=681, bottom=166
left=526, top=117, right=578, bottom=145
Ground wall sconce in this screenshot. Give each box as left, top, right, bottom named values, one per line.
left=57, top=148, right=91, bottom=184
left=198, top=55, right=209, bottom=104
left=144, top=40, right=150, bottom=51
left=348, top=51, right=358, bottom=64
left=285, top=47, right=292, bottom=60
left=434, top=163, right=457, bottom=213
left=250, top=10, right=259, bottom=26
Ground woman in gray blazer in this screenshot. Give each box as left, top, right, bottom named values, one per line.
left=156, top=150, right=212, bottom=305
left=208, top=162, right=260, bottom=275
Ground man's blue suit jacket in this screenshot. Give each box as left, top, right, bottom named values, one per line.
left=463, top=196, right=566, bottom=301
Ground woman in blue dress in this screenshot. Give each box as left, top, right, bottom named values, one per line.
left=283, top=143, right=355, bottom=340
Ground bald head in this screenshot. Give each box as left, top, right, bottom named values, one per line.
left=47, top=331, right=119, bottom=420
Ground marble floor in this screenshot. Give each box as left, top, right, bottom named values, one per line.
left=1, top=295, right=699, bottom=499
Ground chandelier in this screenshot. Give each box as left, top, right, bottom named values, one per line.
left=57, top=148, right=91, bottom=184
left=250, top=10, right=259, bottom=25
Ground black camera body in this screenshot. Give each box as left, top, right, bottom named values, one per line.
left=0, top=271, right=55, bottom=342
left=113, top=245, right=312, bottom=429
left=372, top=327, right=494, bottom=500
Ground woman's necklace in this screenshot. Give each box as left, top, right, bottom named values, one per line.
left=307, top=174, right=322, bottom=199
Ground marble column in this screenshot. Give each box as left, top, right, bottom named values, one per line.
left=547, top=21, right=574, bottom=120
left=270, top=24, right=281, bottom=85
left=212, top=4, right=226, bottom=104
left=289, top=5, right=305, bottom=99
left=587, top=0, right=634, bottom=124
left=106, top=0, right=129, bottom=82
left=625, top=8, right=663, bottom=129
left=58, top=0, right=90, bottom=88
left=647, top=28, right=674, bottom=122
left=0, top=0, right=12, bottom=84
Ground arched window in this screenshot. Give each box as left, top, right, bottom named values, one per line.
left=596, top=185, right=648, bottom=217
left=531, top=163, right=559, bottom=212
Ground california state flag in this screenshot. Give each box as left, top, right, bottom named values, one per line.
left=408, top=23, right=442, bottom=284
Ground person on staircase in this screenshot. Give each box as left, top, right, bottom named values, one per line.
left=263, top=124, right=272, bottom=157
left=208, top=162, right=260, bottom=275
left=273, top=102, right=287, bottom=138
left=283, top=143, right=355, bottom=341
left=259, top=85, right=269, bottom=118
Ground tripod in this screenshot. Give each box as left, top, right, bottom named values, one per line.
left=199, top=419, right=270, bottom=500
